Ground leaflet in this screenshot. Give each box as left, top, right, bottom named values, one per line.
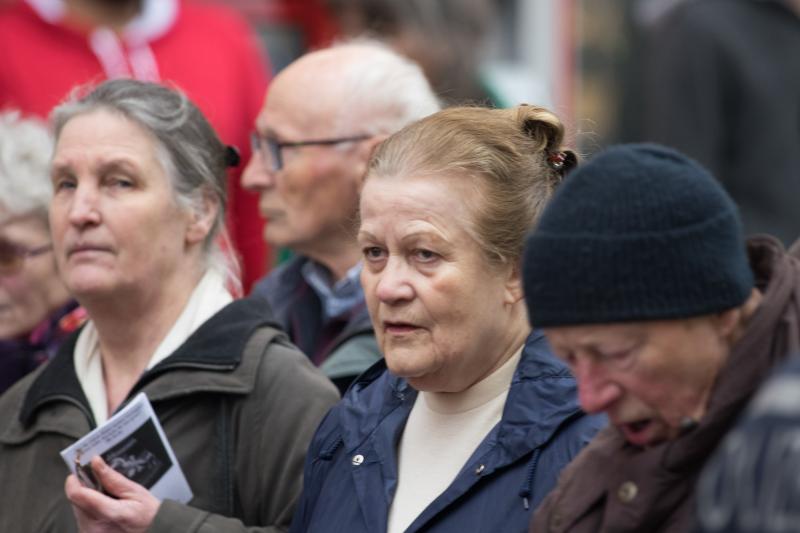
left=60, top=392, right=193, bottom=503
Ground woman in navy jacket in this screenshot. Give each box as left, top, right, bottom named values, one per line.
left=291, top=105, right=606, bottom=533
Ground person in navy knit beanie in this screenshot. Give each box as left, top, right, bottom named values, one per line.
left=524, top=143, right=800, bottom=532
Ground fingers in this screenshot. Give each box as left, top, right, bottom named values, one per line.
left=64, top=458, right=161, bottom=533
left=89, top=456, right=145, bottom=499
left=65, top=469, right=120, bottom=520
left=65, top=473, right=88, bottom=503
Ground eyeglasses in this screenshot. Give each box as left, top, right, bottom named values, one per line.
left=0, top=240, right=53, bottom=275
left=250, top=132, right=371, bottom=172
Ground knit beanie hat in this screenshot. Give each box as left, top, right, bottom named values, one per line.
left=522, top=143, right=754, bottom=328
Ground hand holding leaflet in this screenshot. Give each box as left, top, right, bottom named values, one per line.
left=60, top=392, right=192, bottom=503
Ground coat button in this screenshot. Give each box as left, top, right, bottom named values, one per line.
left=474, top=464, right=485, bottom=475
left=617, top=481, right=638, bottom=503
left=551, top=511, right=563, bottom=530
left=351, top=454, right=364, bottom=466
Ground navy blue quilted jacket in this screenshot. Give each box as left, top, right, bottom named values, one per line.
left=290, top=330, right=606, bottom=533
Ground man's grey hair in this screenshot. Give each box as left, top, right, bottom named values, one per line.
left=0, top=111, right=54, bottom=219
left=52, top=79, right=238, bottom=288
left=329, top=40, right=441, bottom=136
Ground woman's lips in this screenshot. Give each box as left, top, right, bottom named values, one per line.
left=383, top=321, right=422, bottom=335
left=67, top=245, right=112, bottom=258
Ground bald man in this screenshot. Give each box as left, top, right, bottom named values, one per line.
left=243, top=41, right=440, bottom=393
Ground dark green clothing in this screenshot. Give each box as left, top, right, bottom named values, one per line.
left=0, top=298, right=339, bottom=532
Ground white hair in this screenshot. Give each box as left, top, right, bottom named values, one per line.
left=0, top=111, right=54, bottom=218
left=326, top=39, right=441, bottom=136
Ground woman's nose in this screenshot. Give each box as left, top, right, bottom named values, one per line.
left=67, top=186, right=101, bottom=227
left=374, top=259, right=414, bottom=304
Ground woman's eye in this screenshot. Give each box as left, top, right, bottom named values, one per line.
left=362, top=246, right=385, bottom=261
left=53, top=178, right=76, bottom=192
left=108, top=176, right=134, bottom=188
left=413, top=249, right=438, bottom=263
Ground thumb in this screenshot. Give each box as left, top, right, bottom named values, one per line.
left=91, top=456, right=146, bottom=498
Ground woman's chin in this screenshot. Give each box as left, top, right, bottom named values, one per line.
left=66, top=278, right=117, bottom=301
left=385, top=358, right=429, bottom=381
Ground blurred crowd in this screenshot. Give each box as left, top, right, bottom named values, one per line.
left=0, top=0, right=798, bottom=532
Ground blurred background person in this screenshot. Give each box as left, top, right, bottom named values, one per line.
left=242, top=41, right=440, bottom=393
left=290, top=104, right=604, bottom=533
left=0, top=111, right=84, bottom=396
left=325, top=0, right=496, bottom=106
left=695, top=352, right=800, bottom=532
left=0, top=0, right=270, bottom=291
left=0, top=80, right=338, bottom=532
left=639, top=0, right=800, bottom=245
left=524, top=144, right=800, bottom=532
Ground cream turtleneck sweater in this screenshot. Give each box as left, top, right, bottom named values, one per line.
left=387, top=347, right=523, bottom=533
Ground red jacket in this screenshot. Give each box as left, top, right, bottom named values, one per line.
left=0, top=0, right=270, bottom=291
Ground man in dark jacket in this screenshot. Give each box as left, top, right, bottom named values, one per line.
left=242, top=41, right=440, bottom=393
left=522, top=144, right=800, bottom=532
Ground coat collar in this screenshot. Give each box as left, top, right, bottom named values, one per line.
left=339, top=329, right=583, bottom=457
left=18, top=297, right=279, bottom=429
left=331, top=330, right=586, bottom=533
left=252, top=255, right=374, bottom=358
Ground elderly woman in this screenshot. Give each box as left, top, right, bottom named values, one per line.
left=0, top=112, right=85, bottom=395
left=0, top=80, right=339, bottom=532
left=290, top=105, right=606, bottom=533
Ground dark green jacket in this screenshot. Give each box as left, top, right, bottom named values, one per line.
left=0, top=298, right=339, bottom=532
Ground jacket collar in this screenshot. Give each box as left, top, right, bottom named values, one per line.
left=253, top=255, right=374, bottom=358
left=338, top=329, right=583, bottom=458
left=19, top=297, right=279, bottom=428
left=332, top=330, right=586, bottom=533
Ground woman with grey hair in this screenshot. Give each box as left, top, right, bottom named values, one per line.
left=0, top=79, right=338, bottom=532
left=0, top=111, right=84, bottom=395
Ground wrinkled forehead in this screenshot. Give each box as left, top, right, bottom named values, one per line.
left=0, top=210, right=50, bottom=244
left=0, top=208, right=47, bottom=228
left=362, top=172, right=473, bottom=213
left=544, top=321, right=649, bottom=349
left=53, top=109, right=166, bottom=169
left=358, top=174, right=482, bottom=246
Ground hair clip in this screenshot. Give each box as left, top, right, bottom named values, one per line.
left=225, top=145, right=241, bottom=168
left=547, top=151, right=566, bottom=171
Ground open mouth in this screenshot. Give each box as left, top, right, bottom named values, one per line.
left=628, top=420, right=649, bottom=432
left=619, top=419, right=655, bottom=446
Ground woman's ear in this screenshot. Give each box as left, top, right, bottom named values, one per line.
left=185, top=190, right=219, bottom=245
left=355, top=134, right=389, bottom=187
left=504, top=262, right=525, bottom=306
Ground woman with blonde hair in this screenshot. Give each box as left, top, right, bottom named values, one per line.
left=290, top=104, right=606, bottom=533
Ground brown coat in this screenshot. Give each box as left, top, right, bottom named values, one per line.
left=530, top=236, right=800, bottom=532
